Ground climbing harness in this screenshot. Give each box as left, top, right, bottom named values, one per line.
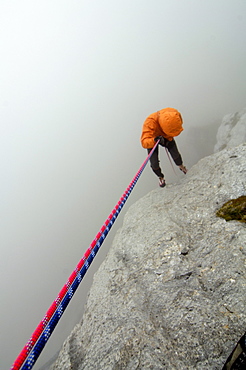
left=11, top=140, right=159, bottom=370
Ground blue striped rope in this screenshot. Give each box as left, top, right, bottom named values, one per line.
left=13, top=141, right=159, bottom=370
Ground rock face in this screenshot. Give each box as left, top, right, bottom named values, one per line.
left=214, top=108, right=246, bottom=153
left=51, top=144, right=246, bottom=370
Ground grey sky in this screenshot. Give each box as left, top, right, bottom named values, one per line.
left=1, top=1, right=246, bottom=368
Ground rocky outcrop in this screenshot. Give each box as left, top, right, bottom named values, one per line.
left=51, top=143, right=246, bottom=370
left=214, top=108, right=246, bottom=152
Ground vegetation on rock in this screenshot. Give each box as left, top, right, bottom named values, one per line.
left=216, top=196, right=246, bottom=223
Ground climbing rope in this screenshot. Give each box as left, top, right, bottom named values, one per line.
left=11, top=140, right=159, bottom=370
left=165, top=147, right=177, bottom=175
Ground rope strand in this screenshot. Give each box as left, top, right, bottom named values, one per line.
left=165, top=147, right=177, bottom=175
left=11, top=140, right=159, bottom=370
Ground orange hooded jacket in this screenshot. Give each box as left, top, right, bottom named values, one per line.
left=141, top=107, right=183, bottom=149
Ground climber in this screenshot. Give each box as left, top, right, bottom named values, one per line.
left=141, top=107, right=187, bottom=187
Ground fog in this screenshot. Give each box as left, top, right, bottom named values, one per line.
left=0, top=1, right=245, bottom=368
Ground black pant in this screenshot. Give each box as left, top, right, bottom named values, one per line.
left=147, top=139, right=182, bottom=178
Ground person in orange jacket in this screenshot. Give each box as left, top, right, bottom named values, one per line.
left=141, top=107, right=187, bottom=187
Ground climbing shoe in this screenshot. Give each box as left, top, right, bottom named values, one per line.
left=179, top=165, right=187, bottom=174
left=159, top=177, right=166, bottom=188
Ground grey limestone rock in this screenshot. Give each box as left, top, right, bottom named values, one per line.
left=51, top=143, right=246, bottom=370
left=214, top=108, right=246, bottom=153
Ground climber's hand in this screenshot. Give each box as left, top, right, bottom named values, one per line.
left=155, top=136, right=167, bottom=147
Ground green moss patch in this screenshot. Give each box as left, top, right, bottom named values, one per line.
left=216, top=196, right=246, bottom=223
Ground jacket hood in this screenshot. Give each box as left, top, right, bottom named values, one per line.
left=158, top=108, right=183, bottom=137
